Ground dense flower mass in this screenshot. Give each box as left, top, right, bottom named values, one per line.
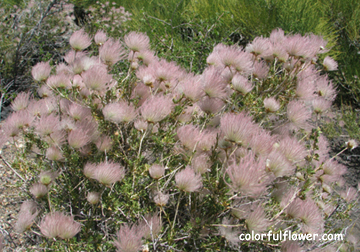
left=3, top=24, right=356, bottom=252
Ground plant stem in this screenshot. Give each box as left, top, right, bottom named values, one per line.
left=171, top=191, right=183, bottom=238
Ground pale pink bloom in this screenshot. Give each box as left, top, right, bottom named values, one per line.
left=30, top=183, right=48, bottom=198
left=286, top=101, right=311, bottom=130
left=82, top=65, right=112, bottom=93
left=218, top=218, right=240, bottom=246
left=269, top=28, right=285, bottom=44
left=134, top=119, right=148, bottom=132
left=308, top=34, right=329, bottom=54
left=124, top=31, right=150, bottom=52
left=46, top=146, right=64, bottom=161
left=206, top=43, right=227, bottom=66
left=153, top=59, right=182, bottom=86
left=134, top=49, right=156, bottom=65
left=69, top=29, right=92, bottom=51
left=264, top=97, right=280, bottom=112
left=44, top=129, right=66, bottom=146
left=266, top=150, right=294, bottom=177
left=315, top=76, right=337, bottom=101
left=285, top=34, right=318, bottom=59
left=201, top=66, right=228, bottom=99
left=136, top=65, right=156, bottom=87
left=37, top=85, right=53, bottom=98
left=245, top=204, right=270, bottom=233
left=94, top=30, right=107, bottom=45
left=320, top=159, right=347, bottom=184
left=83, top=162, right=97, bottom=179
left=175, top=166, right=202, bottom=192
left=93, top=161, right=125, bottom=186
left=153, top=191, right=169, bottom=206
left=68, top=103, right=92, bottom=121
left=32, top=61, right=51, bottom=82
left=281, top=241, right=302, bottom=252
left=102, top=101, right=137, bottom=123
left=196, top=128, right=218, bottom=152
left=225, top=153, right=268, bottom=197
left=46, top=73, right=71, bottom=89
left=95, top=135, right=113, bottom=152
left=2, top=110, right=33, bottom=137
left=277, top=136, right=307, bottom=162
left=176, top=124, right=201, bottom=151
left=220, top=112, right=255, bottom=145
left=113, top=224, right=143, bottom=252
left=178, top=74, right=204, bottom=102
left=40, top=212, right=81, bottom=239
left=87, top=192, right=100, bottom=204
left=197, top=97, right=225, bottom=114
left=71, top=74, right=85, bottom=89
left=295, top=78, right=317, bottom=100
left=140, top=95, right=173, bottom=123
left=231, top=74, right=253, bottom=94
left=56, top=63, right=73, bottom=75
left=312, top=97, right=332, bottom=114
left=191, top=153, right=211, bottom=174
left=249, top=129, right=275, bottom=157
left=252, top=61, right=269, bottom=79
left=245, top=36, right=272, bottom=57
left=323, top=56, right=338, bottom=71
left=340, top=187, right=358, bottom=203
left=149, top=164, right=165, bottom=179
left=15, top=201, right=38, bottom=233
left=68, top=128, right=92, bottom=149
left=64, top=50, right=87, bottom=65
left=139, top=214, right=162, bottom=239
left=99, top=38, right=126, bottom=66
left=286, top=198, right=324, bottom=234
left=271, top=43, right=289, bottom=62
left=35, top=114, right=60, bottom=137
left=11, top=92, right=30, bottom=111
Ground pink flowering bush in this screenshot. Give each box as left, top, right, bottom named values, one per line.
left=1, top=27, right=359, bottom=251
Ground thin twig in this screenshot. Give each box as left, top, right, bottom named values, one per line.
left=0, top=154, right=25, bottom=182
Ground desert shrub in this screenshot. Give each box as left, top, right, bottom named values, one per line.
left=1, top=26, right=359, bottom=251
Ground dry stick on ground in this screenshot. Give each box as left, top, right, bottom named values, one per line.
left=0, top=154, right=25, bottom=182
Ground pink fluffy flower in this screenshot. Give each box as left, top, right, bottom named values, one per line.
left=11, top=92, right=30, bottom=111
left=179, top=74, right=204, bottom=102
left=113, top=224, right=143, bottom=252
left=231, top=73, right=253, bottom=95
left=15, top=201, right=38, bottom=233
left=176, top=124, right=201, bottom=151
left=82, top=65, right=113, bottom=93
left=95, top=135, right=113, bottom=152
left=40, top=212, right=81, bottom=239
left=220, top=112, right=255, bottom=145
left=124, top=31, right=150, bottom=52
left=46, top=146, right=64, bottom=161
left=263, top=97, right=280, bottom=112
left=153, top=191, right=169, bottom=206
left=69, top=29, right=92, bottom=51
left=87, top=191, right=100, bottom=204
left=315, top=76, right=337, bottom=101
left=102, top=101, right=137, bottom=123
left=31, top=61, right=51, bottom=82
left=266, top=150, right=294, bottom=177
left=322, top=56, right=338, bottom=71
left=175, top=166, right=202, bottom=192
left=245, top=36, right=272, bottom=58
left=201, top=66, right=228, bottom=100
left=92, top=161, right=125, bottom=186
left=94, top=30, right=107, bottom=46
left=140, top=95, right=173, bottom=123
left=277, top=136, right=307, bottom=162
left=30, top=183, right=48, bottom=198
left=245, top=204, right=270, bottom=233
left=252, top=61, right=269, bottom=79
left=46, top=73, right=71, bottom=89
left=149, top=164, right=165, bottom=179
left=191, top=153, right=211, bottom=174
left=225, top=153, right=268, bottom=198
left=99, top=38, right=126, bottom=66
left=312, top=97, right=332, bottom=114
left=197, top=97, right=225, bottom=114
left=286, top=101, right=311, bottom=130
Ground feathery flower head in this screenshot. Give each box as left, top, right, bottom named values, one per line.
left=153, top=191, right=169, bottom=207
left=296, top=78, right=317, bottom=101
left=68, top=103, right=92, bottom=121
left=201, top=66, right=228, bottom=100
left=35, top=114, right=60, bottom=137
left=40, top=211, right=81, bottom=239
left=220, top=112, right=255, bottom=145
left=124, top=31, right=150, bottom=52
left=39, top=170, right=58, bottom=186
left=245, top=36, right=272, bottom=58
left=226, top=153, right=268, bottom=197
left=176, top=124, right=201, bottom=151
left=82, top=65, right=112, bottom=93
left=95, top=135, right=113, bottom=152
left=87, top=191, right=100, bottom=204
left=196, top=128, right=218, bottom=152
left=346, top=139, right=358, bottom=150
left=30, top=182, right=48, bottom=198
left=252, top=61, right=269, bottom=79
left=94, top=30, right=107, bottom=46
left=93, top=161, right=125, bottom=186
left=102, top=101, right=137, bottom=124
left=265, top=150, right=294, bottom=177
left=11, top=92, right=30, bottom=111
left=149, top=164, right=165, bottom=179
left=46, top=73, right=71, bottom=89
left=277, top=136, right=307, bottom=162
left=69, top=29, right=92, bottom=51
left=320, top=159, right=347, bottom=184
left=46, top=146, right=64, bottom=161
left=191, top=153, right=211, bottom=174
left=245, top=204, right=270, bottom=233
left=32, top=61, right=51, bottom=82
left=231, top=73, right=253, bottom=95
left=15, top=201, right=38, bottom=233
left=264, top=97, right=280, bottom=112
left=340, top=187, right=358, bottom=203
left=134, top=119, right=148, bottom=132
left=286, top=101, right=311, bottom=130
left=312, top=97, right=332, bottom=114
left=113, top=224, right=143, bottom=252
left=67, top=128, right=92, bottom=149
left=140, top=95, right=173, bottom=123
left=2, top=110, right=32, bottom=137
left=178, top=74, right=204, bottom=102
left=281, top=241, right=302, bottom=252
left=322, top=56, right=338, bottom=71
left=315, top=76, right=337, bottom=101
left=269, top=28, right=285, bottom=44
left=249, top=128, right=275, bottom=157
left=197, top=97, right=225, bottom=114
left=99, top=38, right=126, bottom=66
left=175, top=166, right=202, bottom=192
left=139, top=213, right=162, bottom=240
